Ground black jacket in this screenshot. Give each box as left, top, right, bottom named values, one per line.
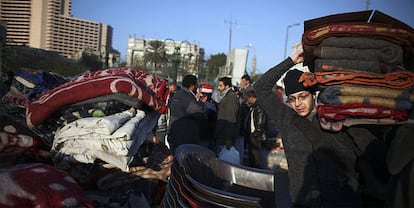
left=245, top=102, right=267, bottom=142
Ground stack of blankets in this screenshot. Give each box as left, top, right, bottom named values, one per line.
left=301, top=10, right=414, bottom=132
left=0, top=67, right=173, bottom=207
left=299, top=10, right=414, bottom=207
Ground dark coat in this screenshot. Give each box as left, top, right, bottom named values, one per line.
left=245, top=102, right=267, bottom=168
left=167, top=87, right=206, bottom=153
left=255, top=58, right=381, bottom=207
left=245, top=102, right=267, bottom=142
left=214, top=88, right=240, bottom=145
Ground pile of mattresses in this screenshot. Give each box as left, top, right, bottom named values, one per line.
left=162, top=144, right=291, bottom=208
left=300, top=10, right=414, bottom=207
left=0, top=68, right=173, bottom=207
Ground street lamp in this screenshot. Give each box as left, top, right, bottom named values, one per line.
left=179, top=41, right=192, bottom=80
left=283, top=23, right=300, bottom=59
left=164, top=39, right=192, bottom=83
left=165, top=38, right=180, bottom=83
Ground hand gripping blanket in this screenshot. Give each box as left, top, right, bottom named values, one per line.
left=26, top=68, right=168, bottom=128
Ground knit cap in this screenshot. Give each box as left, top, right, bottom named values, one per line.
left=284, top=69, right=305, bottom=96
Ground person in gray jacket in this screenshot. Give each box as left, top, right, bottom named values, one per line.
left=167, top=75, right=207, bottom=153
left=254, top=51, right=384, bottom=207
left=214, top=77, right=240, bottom=151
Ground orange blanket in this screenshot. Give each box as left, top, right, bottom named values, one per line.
left=300, top=70, right=414, bottom=90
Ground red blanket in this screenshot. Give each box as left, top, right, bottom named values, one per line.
left=26, top=68, right=169, bottom=128
left=317, top=103, right=409, bottom=121
left=0, top=163, right=93, bottom=207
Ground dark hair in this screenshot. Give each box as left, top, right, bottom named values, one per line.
left=241, top=74, right=251, bottom=82
left=182, top=75, right=197, bottom=88
left=219, top=77, right=232, bottom=87
left=245, top=89, right=257, bottom=98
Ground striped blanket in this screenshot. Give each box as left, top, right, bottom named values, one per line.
left=318, top=85, right=414, bottom=110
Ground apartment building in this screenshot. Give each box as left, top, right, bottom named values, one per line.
left=126, top=36, right=205, bottom=81
left=0, top=0, right=120, bottom=67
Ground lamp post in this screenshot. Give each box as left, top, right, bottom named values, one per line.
left=164, top=39, right=192, bottom=83
left=283, top=23, right=300, bottom=59
left=179, top=40, right=191, bottom=80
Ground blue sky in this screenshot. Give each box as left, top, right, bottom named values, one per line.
left=72, top=0, right=413, bottom=74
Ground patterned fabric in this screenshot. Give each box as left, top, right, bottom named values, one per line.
left=26, top=68, right=168, bottom=128
left=317, top=103, right=409, bottom=121
left=0, top=163, right=93, bottom=208
left=302, top=22, right=414, bottom=49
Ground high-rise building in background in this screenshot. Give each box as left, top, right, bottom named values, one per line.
left=0, top=0, right=120, bottom=67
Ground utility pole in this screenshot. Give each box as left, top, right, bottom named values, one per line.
left=224, top=19, right=237, bottom=53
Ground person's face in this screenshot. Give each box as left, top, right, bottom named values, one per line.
left=217, top=81, right=227, bottom=93
left=287, top=90, right=315, bottom=117
left=168, top=84, right=177, bottom=93
left=246, top=96, right=256, bottom=107
left=240, top=78, right=249, bottom=89
left=190, top=82, right=198, bottom=94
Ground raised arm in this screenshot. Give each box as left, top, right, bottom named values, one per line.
left=254, top=52, right=303, bottom=125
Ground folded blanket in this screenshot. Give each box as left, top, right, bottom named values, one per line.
left=319, top=36, right=406, bottom=51
left=0, top=163, right=93, bottom=207
left=318, top=85, right=414, bottom=110
left=319, top=117, right=407, bottom=132
left=313, top=59, right=402, bottom=74
left=317, top=103, right=409, bottom=121
left=302, top=22, right=414, bottom=69
left=313, top=46, right=403, bottom=65
left=300, top=70, right=414, bottom=90
left=52, top=109, right=159, bottom=171
left=26, top=68, right=168, bottom=128
left=302, top=22, right=413, bottom=48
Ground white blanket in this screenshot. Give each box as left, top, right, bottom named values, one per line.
left=52, top=108, right=160, bottom=171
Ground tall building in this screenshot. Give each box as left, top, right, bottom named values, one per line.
left=0, top=0, right=120, bottom=67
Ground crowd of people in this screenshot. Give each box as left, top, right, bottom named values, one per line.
left=156, top=73, right=283, bottom=168
left=154, top=47, right=413, bottom=207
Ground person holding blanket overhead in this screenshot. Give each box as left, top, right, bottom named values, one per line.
left=254, top=51, right=386, bottom=207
